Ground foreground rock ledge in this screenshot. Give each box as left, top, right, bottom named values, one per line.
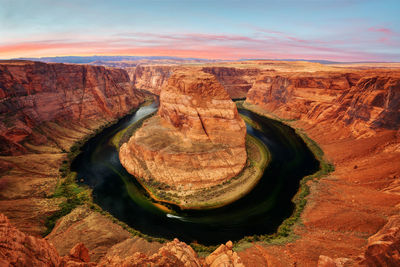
left=120, top=70, right=247, bottom=196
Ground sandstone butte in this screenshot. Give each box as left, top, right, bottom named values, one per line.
left=120, top=69, right=247, bottom=194
left=0, top=59, right=400, bottom=266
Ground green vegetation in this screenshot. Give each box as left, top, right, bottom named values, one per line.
left=190, top=243, right=219, bottom=255
left=43, top=172, right=91, bottom=236
left=239, top=113, right=262, bottom=131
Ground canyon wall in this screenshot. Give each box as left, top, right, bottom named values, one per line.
left=201, top=67, right=260, bottom=98
left=127, top=65, right=177, bottom=95
left=0, top=61, right=144, bottom=155
left=120, top=70, right=247, bottom=190
left=128, top=65, right=261, bottom=99
left=0, top=60, right=144, bottom=238
left=245, top=70, right=400, bottom=137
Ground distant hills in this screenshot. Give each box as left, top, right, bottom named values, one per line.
left=10, top=56, right=396, bottom=66
left=12, top=56, right=216, bottom=64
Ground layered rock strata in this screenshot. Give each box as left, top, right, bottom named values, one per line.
left=0, top=60, right=144, bottom=236
left=128, top=64, right=261, bottom=99
left=0, top=60, right=144, bottom=155
left=1, top=212, right=246, bottom=266
left=0, top=213, right=96, bottom=266
left=358, top=214, right=400, bottom=266
left=245, top=71, right=400, bottom=137
left=120, top=70, right=247, bottom=191
left=127, top=65, right=178, bottom=95
left=201, top=66, right=260, bottom=99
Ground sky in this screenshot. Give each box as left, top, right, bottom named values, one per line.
left=0, top=0, right=399, bottom=61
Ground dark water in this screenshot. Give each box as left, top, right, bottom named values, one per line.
left=71, top=103, right=319, bottom=245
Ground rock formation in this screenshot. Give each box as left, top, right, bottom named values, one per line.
left=0, top=213, right=96, bottom=266
left=201, top=66, right=260, bottom=99
left=0, top=60, right=144, bottom=237
left=120, top=70, right=247, bottom=191
left=46, top=206, right=135, bottom=262
left=128, top=65, right=178, bottom=95
left=1, top=212, right=247, bottom=266
left=245, top=70, right=400, bottom=137
left=0, top=60, right=144, bottom=155
left=128, top=64, right=261, bottom=99
left=205, top=241, right=244, bottom=267
left=99, top=238, right=202, bottom=266
left=358, top=215, right=400, bottom=266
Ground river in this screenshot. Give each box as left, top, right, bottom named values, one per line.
left=71, top=102, right=319, bottom=245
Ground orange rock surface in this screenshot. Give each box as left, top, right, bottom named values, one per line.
left=205, top=241, right=244, bottom=267
left=128, top=65, right=178, bottom=95
left=0, top=213, right=96, bottom=266
left=128, top=64, right=261, bottom=99
left=0, top=60, right=143, bottom=155
left=245, top=70, right=400, bottom=137
left=0, top=60, right=144, bottom=237
left=358, top=215, right=400, bottom=266
left=120, top=70, right=247, bottom=190
left=99, top=238, right=202, bottom=266
left=1, top=212, right=246, bottom=266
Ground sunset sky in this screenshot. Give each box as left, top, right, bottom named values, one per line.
left=1, top=0, right=399, bottom=61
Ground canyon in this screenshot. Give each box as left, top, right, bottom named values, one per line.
left=0, top=60, right=399, bottom=266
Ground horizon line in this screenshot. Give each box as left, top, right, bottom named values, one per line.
left=2, top=55, right=400, bottom=64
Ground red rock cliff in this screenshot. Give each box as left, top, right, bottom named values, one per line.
left=0, top=60, right=144, bottom=155
left=128, top=65, right=261, bottom=99
left=127, top=65, right=177, bottom=95
left=202, top=66, right=261, bottom=99
left=245, top=70, right=400, bottom=136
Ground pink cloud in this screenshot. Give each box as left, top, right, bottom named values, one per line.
left=0, top=29, right=398, bottom=62
left=368, top=27, right=394, bottom=35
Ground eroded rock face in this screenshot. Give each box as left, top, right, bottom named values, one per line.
left=205, top=241, right=245, bottom=267
left=128, top=65, right=177, bottom=95
left=99, top=238, right=202, bottom=267
left=245, top=71, right=400, bottom=137
left=0, top=60, right=143, bottom=155
left=2, top=212, right=250, bottom=266
left=0, top=213, right=95, bottom=266
left=46, top=205, right=133, bottom=262
left=201, top=67, right=261, bottom=99
left=128, top=65, right=261, bottom=99
left=120, top=70, right=247, bottom=190
left=358, top=215, right=400, bottom=266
